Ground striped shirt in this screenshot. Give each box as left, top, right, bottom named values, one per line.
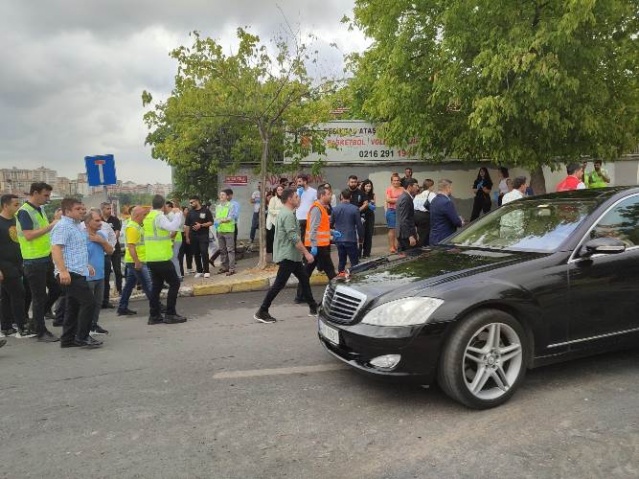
left=51, top=216, right=89, bottom=276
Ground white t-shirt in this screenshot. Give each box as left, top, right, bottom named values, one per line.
left=251, top=190, right=261, bottom=213
left=413, top=190, right=437, bottom=212
left=501, top=189, right=524, bottom=205
left=296, top=186, right=317, bottom=220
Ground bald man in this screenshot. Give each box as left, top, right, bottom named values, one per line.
left=117, top=206, right=153, bottom=316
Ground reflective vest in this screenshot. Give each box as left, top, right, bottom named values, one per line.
left=556, top=175, right=581, bottom=192
left=143, top=210, right=172, bottom=262
left=16, top=202, right=51, bottom=260
left=304, top=201, right=331, bottom=247
left=215, top=203, right=235, bottom=233
left=587, top=171, right=608, bottom=188
left=124, top=222, right=146, bottom=263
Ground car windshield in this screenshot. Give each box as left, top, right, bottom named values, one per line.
left=448, top=199, right=598, bottom=252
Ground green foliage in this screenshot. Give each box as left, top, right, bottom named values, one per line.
left=348, top=0, right=639, bottom=171
left=142, top=27, right=343, bottom=266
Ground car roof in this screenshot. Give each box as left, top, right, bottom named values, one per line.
left=518, top=186, right=639, bottom=205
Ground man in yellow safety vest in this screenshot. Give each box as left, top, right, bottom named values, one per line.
left=143, top=195, right=186, bottom=325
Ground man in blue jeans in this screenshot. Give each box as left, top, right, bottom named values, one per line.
left=331, top=189, right=364, bottom=273
left=84, top=208, right=113, bottom=335
left=118, top=206, right=153, bottom=316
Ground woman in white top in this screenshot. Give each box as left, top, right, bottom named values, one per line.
left=413, top=179, right=437, bottom=246
left=265, top=185, right=284, bottom=260
left=497, top=167, right=510, bottom=206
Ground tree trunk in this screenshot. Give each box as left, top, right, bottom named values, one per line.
left=256, top=131, right=269, bottom=270
left=529, top=165, right=546, bottom=195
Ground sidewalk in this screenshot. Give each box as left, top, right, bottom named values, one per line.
left=123, top=233, right=393, bottom=301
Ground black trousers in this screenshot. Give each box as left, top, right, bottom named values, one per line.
left=61, top=273, right=96, bottom=343
left=147, top=260, right=180, bottom=317
left=295, top=246, right=336, bottom=301
left=261, top=260, right=317, bottom=311
left=470, top=195, right=491, bottom=222
left=361, top=212, right=375, bottom=257
left=414, top=210, right=431, bottom=247
left=103, top=251, right=123, bottom=305
left=178, top=241, right=192, bottom=274
left=0, top=275, right=27, bottom=330
left=266, top=227, right=275, bottom=254
left=191, top=235, right=210, bottom=274
left=24, top=259, right=61, bottom=335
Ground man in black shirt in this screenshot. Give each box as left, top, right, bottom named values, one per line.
left=347, top=175, right=367, bottom=210
left=100, top=202, right=122, bottom=308
left=0, top=194, right=36, bottom=338
left=400, top=167, right=414, bottom=189
left=185, top=196, right=213, bottom=278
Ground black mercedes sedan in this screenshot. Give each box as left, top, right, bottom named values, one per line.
left=318, top=187, right=639, bottom=409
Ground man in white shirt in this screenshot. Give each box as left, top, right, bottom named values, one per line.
left=502, top=176, right=527, bottom=205
left=295, top=174, right=317, bottom=243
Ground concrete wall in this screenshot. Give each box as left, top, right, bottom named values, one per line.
left=220, top=158, right=639, bottom=240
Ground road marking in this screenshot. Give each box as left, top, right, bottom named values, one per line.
left=213, top=364, right=345, bottom=379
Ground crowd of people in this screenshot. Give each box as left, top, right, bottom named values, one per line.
left=0, top=161, right=614, bottom=347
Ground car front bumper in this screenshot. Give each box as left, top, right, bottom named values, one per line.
left=317, top=315, right=453, bottom=385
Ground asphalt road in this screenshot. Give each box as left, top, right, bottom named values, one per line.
left=1, top=289, right=638, bottom=479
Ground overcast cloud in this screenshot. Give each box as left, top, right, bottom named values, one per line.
left=0, top=0, right=366, bottom=184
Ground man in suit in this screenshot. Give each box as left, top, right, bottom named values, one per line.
left=395, top=178, right=420, bottom=251
left=429, top=179, right=464, bottom=245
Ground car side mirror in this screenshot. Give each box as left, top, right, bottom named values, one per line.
left=582, top=237, right=626, bottom=257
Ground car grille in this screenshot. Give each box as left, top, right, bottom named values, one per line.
left=322, top=283, right=367, bottom=324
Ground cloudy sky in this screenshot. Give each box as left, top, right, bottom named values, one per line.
left=0, top=1, right=367, bottom=184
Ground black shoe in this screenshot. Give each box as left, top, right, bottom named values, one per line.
left=85, top=336, right=103, bottom=346
left=309, top=305, right=318, bottom=317
left=37, top=330, right=60, bottom=343
left=60, top=341, right=82, bottom=348
left=293, top=298, right=304, bottom=304
left=254, top=310, right=277, bottom=324
left=91, top=325, right=109, bottom=335
left=117, top=308, right=137, bottom=316
left=15, top=327, right=37, bottom=339
left=73, top=337, right=102, bottom=348
left=163, top=314, right=187, bottom=324
left=148, top=316, right=165, bottom=325
left=52, top=321, right=64, bottom=327
left=44, top=311, right=55, bottom=320
left=101, top=303, right=115, bottom=309
left=1, top=328, right=17, bottom=337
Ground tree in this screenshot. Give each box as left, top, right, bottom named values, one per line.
left=143, top=28, right=338, bottom=268
left=347, top=0, right=639, bottom=192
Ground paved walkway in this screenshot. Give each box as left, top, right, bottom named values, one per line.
left=120, top=232, right=393, bottom=302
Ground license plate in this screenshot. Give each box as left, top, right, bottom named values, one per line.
left=319, top=320, right=340, bottom=345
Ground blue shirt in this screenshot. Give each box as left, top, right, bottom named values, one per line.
left=51, top=216, right=89, bottom=276
left=429, top=194, right=463, bottom=245
left=86, top=230, right=108, bottom=281
left=229, top=200, right=240, bottom=222
left=331, top=202, right=364, bottom=243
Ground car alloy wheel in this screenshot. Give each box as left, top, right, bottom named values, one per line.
left=438, top=309, right=528, bottom=409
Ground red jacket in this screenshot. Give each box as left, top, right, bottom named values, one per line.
left=556, top=175, right=582, bottom=192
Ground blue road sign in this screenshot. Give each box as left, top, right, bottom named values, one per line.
left=85, top=154, right=117, bottom=187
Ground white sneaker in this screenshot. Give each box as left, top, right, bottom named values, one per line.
left=194, top=273, right=203, bottom=278
left=203, top=273, right=210, bottom=278
left=186, top=269, right=195, bottom=274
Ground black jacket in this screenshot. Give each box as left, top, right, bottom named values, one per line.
left=395, top=191, right=417, bottom=240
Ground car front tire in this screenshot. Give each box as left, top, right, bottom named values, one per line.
left=438, top=309, right=528, bottom=409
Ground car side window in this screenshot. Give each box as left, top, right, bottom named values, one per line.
left=589, top=196, right=639, bottom=247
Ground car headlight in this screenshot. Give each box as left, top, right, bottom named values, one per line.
left=361, top=297, right=444, bottom=327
